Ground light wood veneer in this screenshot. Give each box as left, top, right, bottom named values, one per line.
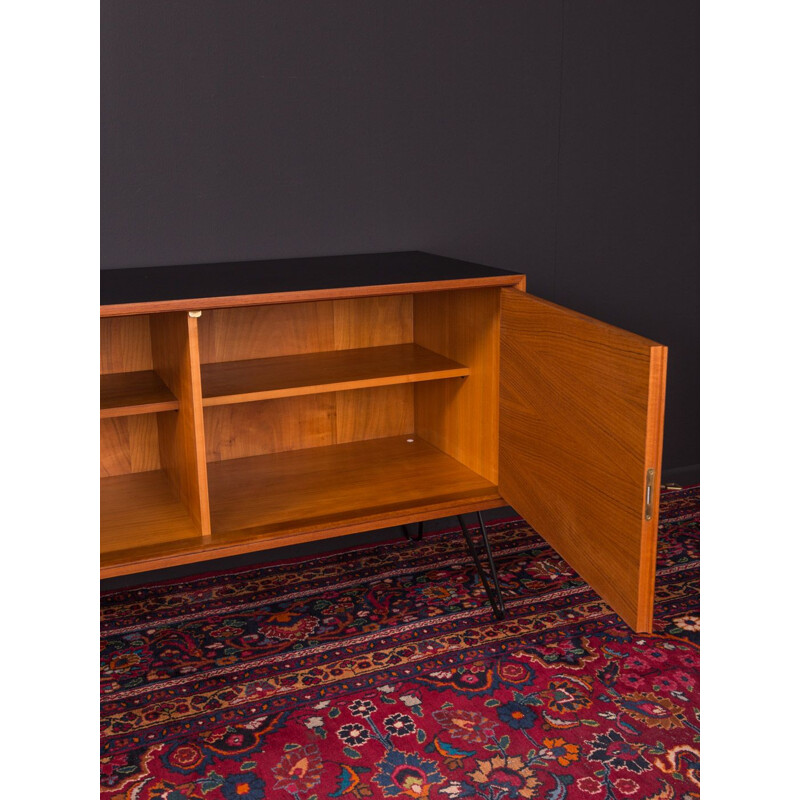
left=100, top=255, right=666, bottom=632
left=200, top=344, right=469, bottom=405
left=101, top=436, right=501, bottom=576
left=100, top=371, right=179, bottom=417
left=498, top=289, right=667, bottom=632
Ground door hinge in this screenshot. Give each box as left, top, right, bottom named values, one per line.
left=644, top=469, right=656, bottom=521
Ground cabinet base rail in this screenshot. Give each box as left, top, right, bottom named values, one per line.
left=403, top=510, right=506, bottom=620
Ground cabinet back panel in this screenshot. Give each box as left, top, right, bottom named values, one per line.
left=199, top=302, right=336, bottom=363
left=332, top=296, right=413, bottom=349
left=414, top=288, right=500, bottom=483
left=198, top=295, right=412, bottom=364
left=203, top=385, right=414, bottom=462
left=335, top=384, right=414, bottom=443
left=100, top=316, right=154, bottom=374
left=100, top=415, right=162, bottom=477
left=204, top=395, right=336, bottom=462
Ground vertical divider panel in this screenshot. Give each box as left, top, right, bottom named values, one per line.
left=149, top=312, right=211, bottom=536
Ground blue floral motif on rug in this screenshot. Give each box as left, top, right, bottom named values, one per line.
left=101, top=486, right=699, bottom=799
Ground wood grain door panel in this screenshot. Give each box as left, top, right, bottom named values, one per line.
left=499, top=289, right=667, bottom=631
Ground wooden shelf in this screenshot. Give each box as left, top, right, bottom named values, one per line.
left=100, top=371, right=179, bottom=418
left=100, top=436, right=502, bottom=577
left=208, top=435, right=497, bottom=532
left=101, top=470, right=202, bottom=554
left=200, top=344, right=469, bottom=406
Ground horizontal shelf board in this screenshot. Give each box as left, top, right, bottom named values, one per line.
left=100, top=370, right=179, bottom=418
left=200, top=344, right=469, bottom=406
left=100, top=436, right=502, bottom=577
left=101, top=470, right=201, bottom=553
left=208, top=435, right=497, bottom=533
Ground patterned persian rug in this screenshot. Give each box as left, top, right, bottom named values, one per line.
left=101, top=486, right=699, bottom=800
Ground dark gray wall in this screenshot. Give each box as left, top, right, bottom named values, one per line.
left=101, top=0, right=698, bottom=471
left=551, top=2, right=698, bottom=479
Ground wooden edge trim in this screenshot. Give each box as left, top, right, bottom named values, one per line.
left=100, top=274, right=527, bottom=317
left=635, top=343, right=668, bottom=633
left=201, top=367, right=470, bottom=407
left=100, top=402, right=180, bottom=419
left=186, top=315, right=212, bottom=536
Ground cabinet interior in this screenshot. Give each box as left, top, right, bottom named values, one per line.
left=100, top=288, right=503, bottom=577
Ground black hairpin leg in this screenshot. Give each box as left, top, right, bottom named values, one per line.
left=458, top=511, right=506, bottom=620
left=402, top=521, right=424, bottom=542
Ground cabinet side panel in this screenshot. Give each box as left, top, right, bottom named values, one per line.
left=413, top=288, right=500, bottom=482
left=150, top=313, right=211, bottom=535
left=198, top=302, right=336, bottom=363
left=100, top=316, right=154, bottom=374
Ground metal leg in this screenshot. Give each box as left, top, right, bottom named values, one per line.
left=458, top=510, right=506, bottom=620
left=402, top=521, right=424, bottom=542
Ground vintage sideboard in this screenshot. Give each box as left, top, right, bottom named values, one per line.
left=100, top=251, right=666, bottom=631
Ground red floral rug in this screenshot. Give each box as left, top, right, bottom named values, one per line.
left=101, top=487, right=699, bottom=799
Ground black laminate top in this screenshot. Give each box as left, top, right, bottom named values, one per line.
left=100, top=251, right=521, bottom=307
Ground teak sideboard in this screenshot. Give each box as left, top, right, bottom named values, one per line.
left=100, top=252, right=667, bottom=632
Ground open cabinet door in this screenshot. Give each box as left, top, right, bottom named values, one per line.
left=499, top=289, right=667, bottom=632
